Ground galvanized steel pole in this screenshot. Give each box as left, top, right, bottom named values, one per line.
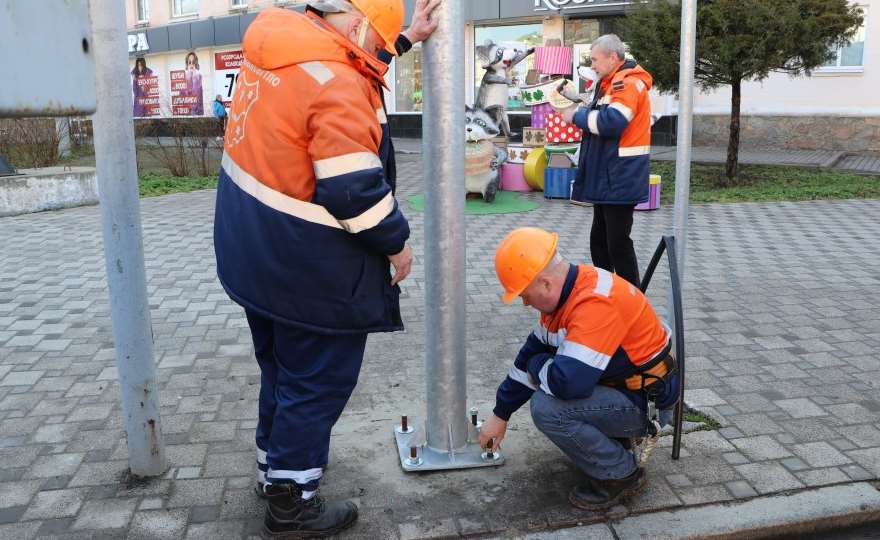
left=672, top=0, right=698, bottom=280
left=422, top=0, right=468, bottom=453
left=669, top=0, right=698, bottom=460
left=90, top=0, right=166, bottom=476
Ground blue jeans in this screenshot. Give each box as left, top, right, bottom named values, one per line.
left=530, top=386, right=653, bottom=481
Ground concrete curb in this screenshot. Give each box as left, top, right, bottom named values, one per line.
left=492, top=482, right=880, bottom=540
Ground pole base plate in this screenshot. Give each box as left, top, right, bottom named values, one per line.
left=393, top=415, right=505, bottom=472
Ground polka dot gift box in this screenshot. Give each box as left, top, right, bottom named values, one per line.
left=544, top=112, right=583, bottom=143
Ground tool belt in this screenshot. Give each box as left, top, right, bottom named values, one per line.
left=600, top=340, right=676, bottom=394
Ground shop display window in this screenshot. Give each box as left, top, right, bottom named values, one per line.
left=473, top=23, right=543, bottom=111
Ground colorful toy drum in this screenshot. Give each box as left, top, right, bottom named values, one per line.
left=535, top=46, right=573, bottom=76
left=544, top=167, right=576, bottom=199
left=635, top=174, right=662, bottom=211
left=500, top=163, right=531, bottom=192
left=530, top=103, right=554, bottom=129
left=523, top=147, right=548, bottom=190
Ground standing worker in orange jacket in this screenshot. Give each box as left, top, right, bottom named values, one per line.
left=213, top=0, right=437, bottom=537
left=562, top=34, right=653, bottom=288
left=480, top=228, right=679, bottom=510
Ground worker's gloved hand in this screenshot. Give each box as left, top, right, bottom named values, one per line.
left=388, top=244, right=413, bottom=286
left=479, top=414, right=507, bottom=451
left=526, top=353, right=553, bottom=389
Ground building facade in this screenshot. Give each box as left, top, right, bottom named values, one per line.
left=126, top=0, right=876, bottom=152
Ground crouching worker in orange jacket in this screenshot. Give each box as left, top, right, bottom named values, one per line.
left=213, top=0, right=420, bottom=537
left=479, top=228, right=680, bottom=511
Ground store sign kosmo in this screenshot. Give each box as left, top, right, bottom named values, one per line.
left=534, top=0, right=630, bottom=11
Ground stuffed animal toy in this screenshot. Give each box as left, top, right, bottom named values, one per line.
left=475, top=40, right=534, bottom=138
left=465, top=105, right=508, bottom=203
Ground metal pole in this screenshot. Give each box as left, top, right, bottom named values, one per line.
left=422, top=0, right=468, bottom=453
left=671, top=0, right=698, bottom=280
left=90, top=0, right=165, bottom=476
left=668, top=0, right=697, bottom=458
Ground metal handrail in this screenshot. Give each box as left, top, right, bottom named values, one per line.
left=640, top=235, right=686, bottom=460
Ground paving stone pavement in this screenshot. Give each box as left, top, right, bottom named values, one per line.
left=1, top=155, right=880, bottom=539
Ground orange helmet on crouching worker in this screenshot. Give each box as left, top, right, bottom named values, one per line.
left=305, top=0, right=404, bottom=55
left=495, top=227, right=559, bottom=304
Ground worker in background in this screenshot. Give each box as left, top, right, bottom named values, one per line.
left=562, top=34, right=653, bottom=288
left=213, top=0, right=436, bottom=536
left=479, top=227, right=678, bottom=510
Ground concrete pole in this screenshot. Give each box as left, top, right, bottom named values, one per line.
left=422, top=0, right=468, bottom=453
left=671, top=0, right=698, bottom=282
left=90, top=0, right=165, bottom=476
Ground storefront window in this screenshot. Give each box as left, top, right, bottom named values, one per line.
left=395, top=44, right=423, bottom=112
left=566, top=17, right=630, bottom=93
left=474, top=24, right=543, bottom=111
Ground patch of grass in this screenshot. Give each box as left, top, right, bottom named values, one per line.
left=682, top=407, right=722, bottom=431
left=139, top=174, right=217, bottom=198
left=651, top=161, right=880, bottom=205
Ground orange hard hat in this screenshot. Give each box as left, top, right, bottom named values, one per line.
left=495, top=227, right=559, bottom=304
left=350, top=0, right=405, bottom=55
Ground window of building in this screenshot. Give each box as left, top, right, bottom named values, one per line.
left=820, top=14, right=866, bottom=72
left=136, top=0, right=149, bottom=23
left=231, top=0, right=247, bottom=7
left=394, top=44, right=423, bottom=112
left=172, top=0, right=198, bottom=17
left=473, top=23, right=543, bottom=112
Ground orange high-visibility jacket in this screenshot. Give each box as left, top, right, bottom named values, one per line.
left=571, top=61, right=653, bottom=205
left=493, top=264, right=677, bottom=420
left=213, top=9, right=409, bottom=334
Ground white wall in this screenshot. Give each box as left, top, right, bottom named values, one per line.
left=691, top=0, right=877, bottom=116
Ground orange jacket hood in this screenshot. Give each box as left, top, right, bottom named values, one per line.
left=242, top=8, right=389, bottom=87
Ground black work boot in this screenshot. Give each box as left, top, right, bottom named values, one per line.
left=568, top=468, right=646, bottom=511
left=262, top=483, right=358, bottom=539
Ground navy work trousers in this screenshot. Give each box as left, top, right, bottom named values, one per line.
left=245, top=309, right=368, bottom=491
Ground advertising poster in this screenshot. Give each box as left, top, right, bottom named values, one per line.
left=131, top=57, right=160, bottom=117
left=214, top=50, right=244, bottom=106
left=170, top=51, right=205, bottom=116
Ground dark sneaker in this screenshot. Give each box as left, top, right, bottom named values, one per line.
left=262, top=483, right=358, bottom=539
left=568, top=468, right=646, bottom=511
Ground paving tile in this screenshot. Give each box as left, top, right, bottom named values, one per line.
left=790, top=442, right=852, bottom=467
left=725, top=480, right=758, bottom=499
left=72, top=498, right=138, bottom=530
left=795, top=467, right=850, bottom=487
left=21, top=488, right=87, bottom=520
left=126, top=509, right=187, bottom=540
left=0, top=480, right=42, bottom=509
left=730, top=436, right=792, bottom=461
left=773, top=398, right=828, bottom=418
left=185, top=521, right=245, bottom=540
left=166, top=479, right=225, bottom=508
left=734, top=463, right=804, bottom=494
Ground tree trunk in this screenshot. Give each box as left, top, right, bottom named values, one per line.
left=725, top=79, right=742, bottom=184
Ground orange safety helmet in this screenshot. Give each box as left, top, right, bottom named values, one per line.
left=305, top=0, right=404, bottom=55
left=350, top=0, right=405, bottom=55
left=495, top=227, right=559, bottom=304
